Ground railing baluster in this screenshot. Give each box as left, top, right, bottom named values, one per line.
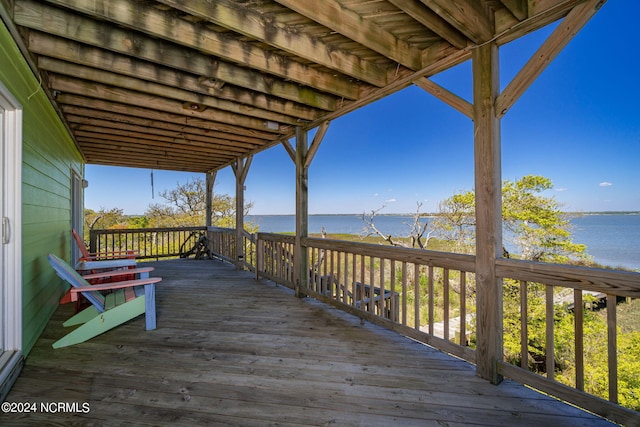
left=460, top=271, right=466, bottom=346
left=342, top=252, right=348, bottom=304
left=607, top=293, right=618, bottom=403
left=390, top=260, right=396, bottom=322
left=574, top=289, right=584, bottom=391
left=379, top=258, right=385, bottom=318
left=546, top=284, right=555, bottom=380
left=351, top=254, right=357, bottom=308
left=414, top=263, right=420, bottom=330
left=401, top=261, right=407, bottom=327
left=444, top=268, right=450, bottom=341
left=428, top=265, right=434, bottom=336
left=520, top=280, right=528, bottom=369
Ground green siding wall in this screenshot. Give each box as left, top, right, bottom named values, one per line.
left=0, top=19, right=84, bottom=354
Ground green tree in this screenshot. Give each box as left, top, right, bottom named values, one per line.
left=146, top=177, right=255, bottom=229
left=432, top=175, right=587, bottom=262
left=432, top=190, right=476, bottom=254
left=84, top=207, right=127, bottom=232
left=502, top=175, right=587, bottom=262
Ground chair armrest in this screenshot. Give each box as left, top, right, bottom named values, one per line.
left=80, top=250, right=139, bottom=261
left=81, top=267, right=154, bottom=281
left=70, top=277, right=162, bottom=301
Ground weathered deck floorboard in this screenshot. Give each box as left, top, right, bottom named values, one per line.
left=5, top=259, right=615, bottom=426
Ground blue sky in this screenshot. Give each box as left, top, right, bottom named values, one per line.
left=86, top=1, right=639, bottom=216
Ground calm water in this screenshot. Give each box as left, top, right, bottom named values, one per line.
left=247, top=213, right=640, bottom=271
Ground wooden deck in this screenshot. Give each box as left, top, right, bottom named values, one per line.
left=5, top=259, right=616, bottom=426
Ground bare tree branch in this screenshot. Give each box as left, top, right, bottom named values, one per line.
left=362, top=203, right=433, bottom=249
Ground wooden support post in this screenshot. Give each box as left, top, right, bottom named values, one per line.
left=205, top=170, right=216, bottom=227
left=294, top=127, right=309, bottom=297
left=472, top=42, right=503, bottom=384
left=232, top=156, right=252, bottom=270
left=291, top=121, right=331, bottom=297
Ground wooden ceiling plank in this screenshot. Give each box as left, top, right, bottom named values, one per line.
left=41, top=58, right=303, bottom=126
left=83, top=156, right=219, bottom=173
left=500, top=0, right=528, bottom=21
left=64, top=111, right=266, bottom=149
left=69, top=121, right=254, bottom=154
left=48, top=76, right=290, bottom=134
left=387, top=0, right=469, bottom=49
left=273, top=0, right=422, bottom=69
left=414, top=77, right=473, bottom=118
left=29, top=33, right=326, bottom=120
left=496, top=0, right=604, bottom=118
left=79, top=144, right=226, bottom=162
left=155, top=0, right=389, bottom=86
left=494, top=0, right=584, bottom=45
left=34, top=0, right=383, bottom=90
left=81, top=155, right=222, bottom=173
left=14, top=1, right=351, bottom=107
left=58, top=95, right=278, bottom=141
left=76, top=137, right=238, bottom=165
left=419, top=0, right=494, bottom=44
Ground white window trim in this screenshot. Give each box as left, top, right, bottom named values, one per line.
left=0, top=81, right=23, bottom=355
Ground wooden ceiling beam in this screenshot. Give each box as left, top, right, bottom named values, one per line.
left=79, top=150, right=223, bottom=173
left=42, top=59, right=303, bottom=126
left=387, top=0, right=469, bottom=49
left=14, top=1, right=352, bottom=107
left=155, top=0, right=389, bottom=86
left=273, top=0, right=422, bottom=69
left=419, top=0, right=494, bottom=44
left=68, top=119, right=254, bottom=154
left=63, top=110, right=266, bottom=149
left=82, top=157, right=220, bottom=172
left=75, top=131, right=240, bottom=161
left=496, top=0, right=604, bottom=118
left=414, top=77, right=473, bottom=118
left=28, top=33, right=326, bottom=120
left=500, top=0, right=528, bottom=21
left=58, top=96, right=278, bottom=142
left=31, top=0, right=379, bottom=92
left=494, top=0, right=585, bottom=45
left=48, top=76, right=290, bottom=134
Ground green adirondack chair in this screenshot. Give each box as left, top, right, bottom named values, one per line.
left=48, top=254, right=162, bottom=349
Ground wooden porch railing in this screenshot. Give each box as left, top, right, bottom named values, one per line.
left=495, top=258, right=640, bottom=423
left=242, top=231, right=640, bottom=425
left=89, top=226, right=207, bottom=259
left=90, top=226, right=640, bottom=424
left=207, top=227, right=256, bottom=271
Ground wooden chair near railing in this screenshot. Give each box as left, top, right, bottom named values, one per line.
left=73, top=229, right=139, bottom=262
left=62, top=229, right=140, bottom=308
left=48, top=254, right=161, bottom=348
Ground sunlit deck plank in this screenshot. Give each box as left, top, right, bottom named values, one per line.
left=5, top=259, right=615, bottom=426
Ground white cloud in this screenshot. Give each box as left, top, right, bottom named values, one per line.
left=373, top=192, right=379, bottom=197
left=599, top=182, right=613, bottom=187
left=555, top=187, right=568, bottom=192
left=385, top=198, right=397, bottom=203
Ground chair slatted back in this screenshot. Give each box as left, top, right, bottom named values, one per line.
left=48, top=254, right=106, bottom=312
left=72, top=229, right=92, bottom=260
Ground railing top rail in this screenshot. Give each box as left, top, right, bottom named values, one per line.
left=91, top=226, right=207, bottom=234
left=207, top=226, right=235, bottom=233
left=302, top=236, right=476, bottom=272
left=257, top=232, right=296, bottom=244
left=497, top=258, right=640, bottom=298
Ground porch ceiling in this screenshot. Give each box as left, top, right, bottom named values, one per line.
left=8, top=0, right=592, bottom=172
